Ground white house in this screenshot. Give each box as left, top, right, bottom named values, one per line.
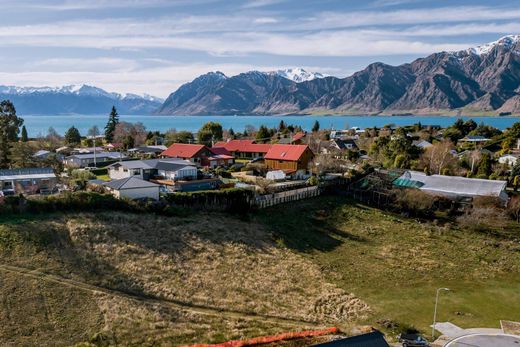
left=108, top=158, right=197, bottom=181
left=498, top=154, right=519, bottom=166
left=103, top=177, right=160, bottom=200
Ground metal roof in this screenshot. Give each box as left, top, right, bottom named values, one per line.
left=109, top=158, right=195, bottom=171
left=66, top=152, right=124, bottom=160
left=104, top=177, right=159, bottom=190
left=0, top=167, right=56, bottom=180
left=394, top=171, right=507, bottom=198
left=312, top=331, right=389, bottom=347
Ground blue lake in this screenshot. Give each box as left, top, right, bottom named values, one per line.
left=22, top=114, right=520, bottom=137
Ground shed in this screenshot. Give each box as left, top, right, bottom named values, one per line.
left=104, top=177, right=160, bottom=200
left=394, top=171, right=508, bottom=202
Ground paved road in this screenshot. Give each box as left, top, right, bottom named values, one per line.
left=446, top=333, right=520, bottom=347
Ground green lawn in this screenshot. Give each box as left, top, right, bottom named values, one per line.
left=255, top=196, right=520, bottom=338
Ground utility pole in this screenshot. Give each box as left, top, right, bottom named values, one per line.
left=432, top=287, right=450, bottom=340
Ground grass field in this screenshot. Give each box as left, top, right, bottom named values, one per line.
left=0, top=196, right=519, bottom=345
left=255, top=196, right=520, bottom=338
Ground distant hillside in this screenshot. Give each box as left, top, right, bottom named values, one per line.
left=156, top=35, right=520, bottom=115
left=0, top=85, right=163, bottom=115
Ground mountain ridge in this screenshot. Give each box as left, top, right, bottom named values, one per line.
left=157, top=35, right=520, bottom=116
left=0, top=84, right=163, bottom=115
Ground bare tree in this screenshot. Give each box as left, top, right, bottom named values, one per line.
left=420, top=139, right=457, bottom=175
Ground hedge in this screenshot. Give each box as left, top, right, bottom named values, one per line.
left=164, top=188, right=255, bottom=213
left=0, top=192, right=188, bottom=217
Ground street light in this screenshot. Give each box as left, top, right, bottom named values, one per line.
left=432, top=287, right=450, bottom=340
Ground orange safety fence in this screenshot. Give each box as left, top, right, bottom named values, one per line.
left=179, top=327, right=339, bottom=347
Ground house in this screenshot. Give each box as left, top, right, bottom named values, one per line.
left=162, top=143, right=234, bottom=168
left=103, top=176, right=160, bottom=200
left=108, top=158, right=197, bottom=181
left=34, top=149, right=51, bottom=159
left=312, top=331, right=389, bottom=347
left=128, top=145, right=168, bottom=157
left=499, top=154, right=519, bottom=166
left=264, top=144, right=314, bottom=177
left=279, top=132, right=307, bottom=145
left=394, top=170, right=508, bottom=202
left=459, top=135, right=490, bottom=143
left=72, top=146, right=105, bottom=154
left=64, top=152, right=125, bottom=167
left=0, top=167, right=57, bottom=195
left=412, top=139, right=433, bottom=149
left=213, top=140, right=272, bottom=159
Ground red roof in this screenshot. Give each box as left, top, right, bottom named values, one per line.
left=264, top=144, right=310, bottom=161
left=213, top=139, right=271, bottom=153
left=292, top=132, right=306, bottom=141
left=161, top=143, right=206, bottom=158
left=209, top=146, right=233, bottom=156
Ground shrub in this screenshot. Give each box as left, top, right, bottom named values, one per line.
left=394, top=189, right=436, bottom=217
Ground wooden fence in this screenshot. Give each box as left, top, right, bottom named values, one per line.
left=255, top=186, right=320, bottom=208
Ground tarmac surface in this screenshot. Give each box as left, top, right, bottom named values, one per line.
left=445, top=333, right=520, bottom=347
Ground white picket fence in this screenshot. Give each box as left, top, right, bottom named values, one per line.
left=255, top=186, right=320, bottom=208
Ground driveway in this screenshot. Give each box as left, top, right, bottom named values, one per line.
left=445, top=333, right=520, bottom=347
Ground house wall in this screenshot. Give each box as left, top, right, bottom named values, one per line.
left=265, top=148, right=314, bottom=172
left=158, top=167, right=197, bottom=181
left=0, top=177, right=57, bottom=194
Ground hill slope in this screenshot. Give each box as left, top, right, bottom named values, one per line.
left=157, top=35, right=520, bottom=115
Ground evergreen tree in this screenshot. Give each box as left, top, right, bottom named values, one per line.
left=256, top=125, right=271, bottom=142
left=312, top=120, right=320, bottom=132
left=278, top=120, right=287, bottom=132
left=197, top=122, right=223, bottom=146
left=21, top=125, right=28, bottom=142
left=65, top=126, right=81, bottom=145
left=477, top=153, right=492, bottom=178
left=104, top=106, right=119, bottom=143
left=228, top=128, right=235, bottom=139
left=0, top=100, right=24, bottom=168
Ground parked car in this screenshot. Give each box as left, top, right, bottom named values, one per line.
left=398, top=334, right=429, bottom=347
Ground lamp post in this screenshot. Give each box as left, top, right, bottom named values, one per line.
left=432, top=287, right=450, bottom=340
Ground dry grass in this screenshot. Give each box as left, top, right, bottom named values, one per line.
left=0, top=211, right=368, bottom=346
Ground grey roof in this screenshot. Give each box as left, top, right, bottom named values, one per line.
left=66, top=152, right=124, bottom=160
left=128, top=145, right=168, bottom=153
left=312, top=331, right=389, bottom=347
left=461, top=135, right=490, bottom=141
left=0, top=167, right=54, bottom=176
left=34, top=150, right=51, bottom=157
left=108, top=158, right=195, bottom=171
left=104, top=176, right=159, bottom=190
left=395, top=171, right=507, bottom=199
left=412, top=140, right=433, bottom=148
left=333, top=139, right=358, bottom=150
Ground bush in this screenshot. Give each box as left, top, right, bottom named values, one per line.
left=164, top=188, right=255, bottom=213
left=394, top=189, right=436, bottom=217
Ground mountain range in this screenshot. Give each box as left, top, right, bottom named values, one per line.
left=156, top=35, right=520, bottom=116
left=0, top=85, right=163, bottom=115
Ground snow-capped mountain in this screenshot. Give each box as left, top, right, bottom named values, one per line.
left=270, top=68, right=325, bottom=83
left=455, top=35, right=520, bottom=56
left=0, top=84, right=163, bottom=115
left=157, top=35, right=520, bottom=115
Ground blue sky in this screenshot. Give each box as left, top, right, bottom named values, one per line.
left=1, top=0, right=519, bottom=97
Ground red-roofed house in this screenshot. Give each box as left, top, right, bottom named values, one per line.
left=264, top=144, right=314, bottom=174
left=291, top=132, right=307, bottom=144
left=213, top=139, right=272, bottom=159
left=161, top=143, right=234, bottom=168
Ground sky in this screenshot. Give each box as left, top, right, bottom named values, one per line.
left=1, top=0, right=519, bottom=98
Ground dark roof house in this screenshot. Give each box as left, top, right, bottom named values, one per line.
left=312, top=331, right=389, bottom=347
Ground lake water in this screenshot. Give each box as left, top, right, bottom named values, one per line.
left=22, top=114, right=520, bottom=137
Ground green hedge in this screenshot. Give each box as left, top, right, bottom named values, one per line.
left=0, top=192, right=188, bottom=217
left=164, top=188, right=255, bottom=213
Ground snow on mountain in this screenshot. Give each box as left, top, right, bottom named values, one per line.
left=0, top=84, right=162, bottom=101
left=462, top=35, right=520, bottom=56
left=270, top=68, right=325, bottom=83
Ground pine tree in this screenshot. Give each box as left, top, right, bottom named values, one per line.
left=65, top=126, right=81, bottom=145
left=21, top=125, right=28, bottom=142
left=312, top=120, right=320, bottom=132
left=256, top=125, right=271, bottom=142
left=104, top=106, right=119, bottom=143
left=0, top=100, right=24, bottom=168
